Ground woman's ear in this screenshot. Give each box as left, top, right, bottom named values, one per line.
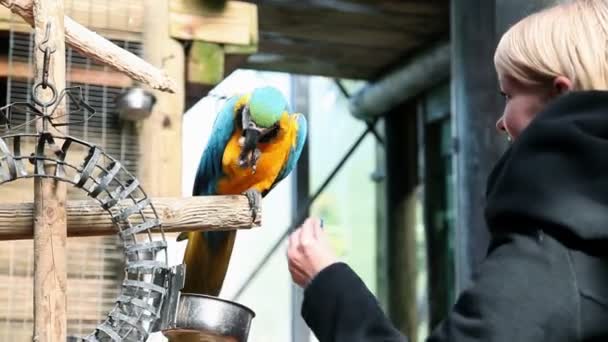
left=553, top=76, right=573, bottom=95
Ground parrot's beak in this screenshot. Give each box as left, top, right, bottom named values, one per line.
left=238, top=128, right=261, bottom=169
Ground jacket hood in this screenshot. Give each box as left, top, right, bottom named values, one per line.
left=485, top=91, right=608, bottom=242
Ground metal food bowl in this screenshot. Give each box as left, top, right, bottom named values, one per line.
left=114, top=86, right=157, bottom=121
left=162, top=293, right=255, bottom=342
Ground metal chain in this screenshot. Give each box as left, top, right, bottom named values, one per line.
left=32, top=22, right=58, bottom=131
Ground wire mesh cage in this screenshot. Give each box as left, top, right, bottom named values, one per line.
left=0, top=1, right=175, bottom=340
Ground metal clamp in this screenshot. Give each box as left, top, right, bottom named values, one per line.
left=152, top=264, right=186, bottom=332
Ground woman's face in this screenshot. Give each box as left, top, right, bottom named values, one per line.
left=496, top=74, right=571, bottom=141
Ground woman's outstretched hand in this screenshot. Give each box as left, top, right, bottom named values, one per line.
left=287, top=217, right=338, bottom=288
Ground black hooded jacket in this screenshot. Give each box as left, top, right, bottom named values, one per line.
left=301, top=91, right=608, bottom=342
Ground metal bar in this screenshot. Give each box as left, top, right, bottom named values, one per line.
left=367, top=121, right=385, bottom=146
left=291, top=75, right=311, bottom=342
left=334, top=78, right=385, bottom=145
left=333, top=78, right=351, bottom=99
left=232, top=123, right=374, bottom=300
left=452, top=0, right=506, bottom=294
left=123, top=280, right=167, bottom=295
left=373, top=119, right=389, bottom=309
left=384, top=104, right=419, bottom=337
left=349, top=41, right=450, bottom=120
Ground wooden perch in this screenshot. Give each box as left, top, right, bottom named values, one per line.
left=0, top=195, right=260, bottom=240
left=0, top=0, right=177, bottom=93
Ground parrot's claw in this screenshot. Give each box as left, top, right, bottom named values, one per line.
left=243, top=189, right=262, bottom=223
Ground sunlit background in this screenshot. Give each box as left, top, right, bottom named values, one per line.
left=158, top=70, right=387, bottom=342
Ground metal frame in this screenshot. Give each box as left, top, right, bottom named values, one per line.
left=290, top=75, right=310, bottom=342
left=0, top=131, right=176, bottom=341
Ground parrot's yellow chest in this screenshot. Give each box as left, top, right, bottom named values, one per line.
left=217, top=113, right=296, bottom=194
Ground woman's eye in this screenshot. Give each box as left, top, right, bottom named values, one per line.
left=500, top=92, right=511, bottom=101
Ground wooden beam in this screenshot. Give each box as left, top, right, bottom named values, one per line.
left=32, top=0, right=67, bottom=341
left=222, top=2, right=258, bottom=54
left=244, top=53, right=375, bottom=80
left=258, top=24, right=420, bottom=50
left=247, top=0, right=448, bottom=16
left=255, top=1, right=439, bottom=51
left=220, top=4, right=258, bottom=79
left=0, top=16, right=142, bottom=42
left=139, top=0, right=185, bottom=197
left=0, top=0, right=176, bottom=92
left=0, top=56, right=132, bottom=88
left=0, top=196, right=261, bottom=240
left=257, top=32, right=402, bottom=68
left=170, top=0, right=257, bottom=45
left=340, top=0, right=448, bottom=15
left=253, top=2, right=447, bottom=34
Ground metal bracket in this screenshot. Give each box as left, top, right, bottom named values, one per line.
left=152, top=264, right=186, bottom=332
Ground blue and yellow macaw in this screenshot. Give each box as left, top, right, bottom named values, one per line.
left=178, top=86, right=307, bottom=296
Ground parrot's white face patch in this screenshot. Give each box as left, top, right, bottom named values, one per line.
left=238, top=107, right=281, bottom=174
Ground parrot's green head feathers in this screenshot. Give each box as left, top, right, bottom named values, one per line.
left=238, top=86, right=288, bottom=171
left=249, top=86, right=287, bottom=128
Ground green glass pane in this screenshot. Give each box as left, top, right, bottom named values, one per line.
left=307, top=77, right=378, bottom=294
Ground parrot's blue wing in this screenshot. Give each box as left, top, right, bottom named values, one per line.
left=192, top=96, right=240, bottom=196
left=179, top=96, right=240, bottom=242
left=267, top=113, right=308, bottom=195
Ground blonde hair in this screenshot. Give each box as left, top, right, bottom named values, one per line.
left=494, top=0, right=608, bottom=90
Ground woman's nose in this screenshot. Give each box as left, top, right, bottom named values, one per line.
left=495, top=116, right=506, bottom=133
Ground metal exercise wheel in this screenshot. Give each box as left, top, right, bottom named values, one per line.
left=0, top=131, right=175, bottom=341
left=0, top=22, right=182, bottom=341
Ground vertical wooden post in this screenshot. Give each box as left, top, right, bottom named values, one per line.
left=140, top=0, right=185, bottom=197
left=385, top=102, right=419, bottom=341
left=32, top=0, right=67, bottom=341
